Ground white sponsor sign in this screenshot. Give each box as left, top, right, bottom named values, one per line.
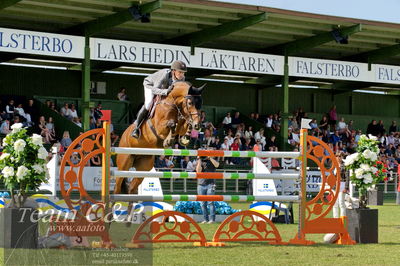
left=91, top=37, right=283, bottom=75
left=0, top=27, right=84, bottom=58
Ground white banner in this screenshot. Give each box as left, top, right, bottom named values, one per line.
left=91, top=37, right=283, bottom=75
left=0, top=27, right=84, bottom=58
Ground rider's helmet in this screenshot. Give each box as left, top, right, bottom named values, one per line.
left=171, top=60, right=187, bottom=72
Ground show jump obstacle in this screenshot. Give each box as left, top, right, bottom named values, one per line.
left=52, top=122, right=355, bottom=247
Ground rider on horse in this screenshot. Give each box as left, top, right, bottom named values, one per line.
left=131, top=60, right=188, bottom=138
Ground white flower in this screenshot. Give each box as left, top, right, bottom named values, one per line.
left=344, top=153, right=359, bottom=166
left=38, top=147, right=48, bottom=159
left=360, top=164, right=371, bottom=172
left=368, top=134, right=377, bottom=141
left=16, top=165, right=29, bottom=180
left=0, top=153, right=10, bottom=161
left=349, top=169, right=354, bottom=177
left=362, top=149, right=373, bottom=160
left=370, top=152, right=377, bottom=162
left=355, top=168, right=364, bottom=179
left=11, top=123, right=23, bottom=133
left=363, top=173, right=373, bottom=184
left=31, top=134, right=43, bottom=146
left=1, top=166, right=14, bottom=178
left=32, top=164, right=44, bottom=174
left=2, top=138, right=7, bottom=147
left=13, top=139, right=26, bottom=153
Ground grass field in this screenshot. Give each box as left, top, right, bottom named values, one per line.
left=1, top=202, right=400, bottom=266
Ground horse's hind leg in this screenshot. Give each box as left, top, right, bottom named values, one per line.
left=114, top=154, right=134, bottom=194
left=128, top=155, right=155, bottom=194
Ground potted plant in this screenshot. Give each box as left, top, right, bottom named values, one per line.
left=343, top=134, right=386, bottom=243
left=0, top=123, right=49, bottom=248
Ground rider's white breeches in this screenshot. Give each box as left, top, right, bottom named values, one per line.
left=144, top=89, right=153, bottom=110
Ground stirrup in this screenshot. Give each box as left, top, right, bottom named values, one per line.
left=131, top=128, right=141, bottom=139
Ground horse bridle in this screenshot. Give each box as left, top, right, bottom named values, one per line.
left=161, top=94, right=200, bottom=128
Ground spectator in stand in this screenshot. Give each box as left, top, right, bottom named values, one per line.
left=354, top=130, right=362, bottom=143
left=265, top=114, right=273, bottom=128
left=254, top=128, right=266, bottom=150
left=60, top=131, right=72, bottom=151
left=5, top=99, right=15, bottom=120
left=319, top=115, right=329, bottom=133
left=253, top=139, right=262, bottom=151
left=388, top=132, right=396, bottom=146
left=249, top=112, right=255, bottom=120
left=241, top=138, right=252, bottom=151
left=0, top=99, right=5, bottom=120
left=328, top=105, right=337, bottom=132
left=272, top=114, right=281, bottom=132
left=46, top=117, right=56, bottom=141
left=310, top=118, right=319, bottom=133
left=90, top=153, right=101, bottom=166
left=60, top=103, right=71, bottom=120
left=94, top=104, right=103, bottom=121
left=186, top=158, right=196, bottom=172
left=266, top=135, right=278, bottom=151
left=117, top=87, right=128, bottom=101
left=181, top=156, right=190, bottom=169
left=25, top=99, right=38, bottom=124
left=330, top=130, right=342, bottom=146
left=222, top=112, right=232, bottom=130
left=297, top=107, right=305, bottom=125
left=366, top=120, right=380, bottom=136
left=377, top=120, right=386, bottom=136
left=45, top=100, right=51, bottom=108
left=110, top=123, right=120, bottom=146
left=50, top=102, right=59, bottom=113
left=255, top=113, right=264, bottom=124
left=39, top=116, right=55, bottom=144
left=347, top=120, right=354, bottom=132
left=89, top=118, right=97, bottom=130
left=155, top=155, right=167, bottom=168
left=389, top=121, right=397, bottom=134
left=230, top=137, right=241, bottom=164
left=244, top=125, right=254, bottom=140
left=0, top=119, right=11, bottom=134
left=231, top=111, right=242, bottom=129
left=209, top=136, right=221, bottom=150
left=235, top=123, right=245, bottom=138
left=338, top=117, right=351, bottom=140
left=165, top=157, right=175, bottom=168
left=69, top=104, right=78, bottom=120
left=72, top=117, right=82, bottom=127
left=289, top=117, right=299, bottom=131
left=14, top=103, right=32, bottom=127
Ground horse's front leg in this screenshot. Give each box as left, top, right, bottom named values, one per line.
left=163, top=120, right=177, bottom=148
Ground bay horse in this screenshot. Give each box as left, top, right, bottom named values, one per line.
left=114, top=81, right=205, bottom=195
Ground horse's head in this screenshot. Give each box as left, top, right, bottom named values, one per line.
left=169, top=81, right=205, bottom=132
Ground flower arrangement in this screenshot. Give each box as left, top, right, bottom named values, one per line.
left=344, top=134, right=387, bottom=208
left=0, top=123, right=49, bottom=208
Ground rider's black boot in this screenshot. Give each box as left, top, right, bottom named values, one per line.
left=131, top=106, right=149, bottom=138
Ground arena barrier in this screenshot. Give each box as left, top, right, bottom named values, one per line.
left=52, top=122, right=355, bottom=248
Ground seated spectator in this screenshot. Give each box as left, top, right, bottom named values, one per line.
left=231, top=111, right=242, bottom=129
left=90, top=154, right=101, bottom=166
left=255, top=113, right=264, bottom=124
left=89, top=118, right=97, bottom=130
left=5, top=99, right=15, bottom=120
left=60, top=103, right=71, bottom=119
left=209, top=136, right=221, bottom=150
left=69, top=104, right=79, bottom=120
left=72, top=117, right=82, bottom=127
left=60, top=131, right=72, bottom=150
left=0, top=119, right=11, bottom=134
left=50, top=102, right=59, bottom=113
left=241, top=138, right=252, bottom=151
left=377, top=120, right=386, bottom=136
left=181, top=156, right=190, bottom=169
left=46, top=117, right=56, bottom=141
left=15, top=103, right=32, bottom=127
left=230, top=137, right=241, bottom=164
left=366, top=120, right=379, bottom=136
left=272, top=114, right=281, bottom=132
left=249, top=113, right=255, bottom=120
left=186, top=158, right=196, bottom=172
left=155, top=155, right=167, bottom=168
left=235, top=123, right=245, bottom=138
left=319, top=115, right=329, bottom=132
left=165, top=157, right=175, bottom=168
left=39, top=116, right=55, bottom=144
left=254, top=128, right=266, bottom=149
left=330, top=131, right=342, bottom=146
left=266, top=135, right=278, bottom=151
left=220, top=137, right=230, bottom=151
left=310, top=118, right=319, bottom=133
left=25, top=99, right=38, bottom=124
left=117, top=87, right=129, bottom=101
left=244, top=125, right=254, bottom=140
left=222, top=112, right=232, bottom=129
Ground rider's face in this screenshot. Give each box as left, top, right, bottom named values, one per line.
left=173, top=70, right=185, bottom=81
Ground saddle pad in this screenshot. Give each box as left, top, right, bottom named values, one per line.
left=149, top=95, right=162, bottom=119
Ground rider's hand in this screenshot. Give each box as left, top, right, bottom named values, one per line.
left=167, top=85, right=174, bottom=94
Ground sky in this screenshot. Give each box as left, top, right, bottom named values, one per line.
left=212, top=0, right=400, bottom=24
